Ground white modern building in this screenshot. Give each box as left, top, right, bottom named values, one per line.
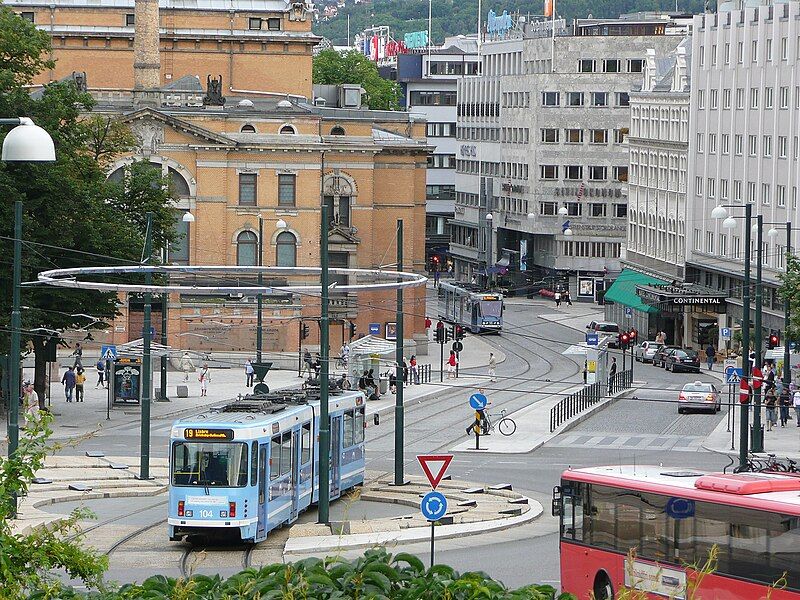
left=397, top=36, right=480, bottom=267
left=687, top=2, right=800, bottom=346
left=450, top=14, right=688, bottom=299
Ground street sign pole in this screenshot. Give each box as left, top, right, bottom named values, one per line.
left=417, top=454, right=452, bottom=569
left=394, top=220, right=405, bottom=486
left=430, top=521, right=435, bottom=569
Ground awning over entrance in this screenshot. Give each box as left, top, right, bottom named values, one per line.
left=604, top=269, right=669, bottom=314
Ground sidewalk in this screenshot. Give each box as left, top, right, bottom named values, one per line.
left=702, top=403, right=800, bottom=460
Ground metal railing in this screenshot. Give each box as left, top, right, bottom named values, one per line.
left=550, top=369, right=632, bottom=432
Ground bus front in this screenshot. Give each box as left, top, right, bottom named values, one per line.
left=169, top=425, right=257, bottom=542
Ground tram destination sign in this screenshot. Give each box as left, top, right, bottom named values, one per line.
left=184, top=428, right=234, bottom=440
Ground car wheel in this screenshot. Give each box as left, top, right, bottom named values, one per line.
left=678, top=407, right=684, bottom=414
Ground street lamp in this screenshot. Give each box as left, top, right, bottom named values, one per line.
left=558, top=206, right=569, bottom=216
left=182, top=212, right=195, bottom=223
left=712, top=203, right=753, bottom=468
left=564, top=227, right=574, bottom=237
left=485, top=213, right=494, bottom=286
left=2, top=117, right=55, bottom=517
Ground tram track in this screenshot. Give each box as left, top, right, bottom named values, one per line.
left=105, top=518, right=169, bottom=559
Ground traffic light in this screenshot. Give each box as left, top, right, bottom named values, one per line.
left=301, top=323, right=310, bottom=339
left=455, top=325, right=465, bottom=341
left=768, top=333, right=780, bottom=349
left=619, top=332, right=630, bottom=350
left=435, top=321, right=444, bottom=343
left=349, top=321, right=356, bottom=339
left=629, top=329, right=638, bottom=345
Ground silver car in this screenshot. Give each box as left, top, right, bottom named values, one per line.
left=678, top=381, right=721, bottom=414
left=634, top=341, right=663, bottom=363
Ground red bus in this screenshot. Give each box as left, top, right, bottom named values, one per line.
left=553, top=466, right=800, bottom=600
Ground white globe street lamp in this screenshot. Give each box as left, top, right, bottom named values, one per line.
left=1, top=117, right=56, bottom=162
left=710, top=205, right=728, bottom=220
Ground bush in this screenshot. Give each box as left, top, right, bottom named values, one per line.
left=42, top=548, right=573, bottom=599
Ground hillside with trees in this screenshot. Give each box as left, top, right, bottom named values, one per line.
left=313, top=0, right=704, bottom=46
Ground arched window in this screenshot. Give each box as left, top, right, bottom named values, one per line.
left=168, top=166, right=190, bottom=197
left=279, top=124, right=296, bottom=134
left=241, top=124, right=257, bottom=133
left=275, top=231, right=297, bottom=267
left=330, top=125, right=345, bottom=136
left=237, top=231, right=258, bottom=266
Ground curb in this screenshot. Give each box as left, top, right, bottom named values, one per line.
left=283, top=495, right=543, bottom=556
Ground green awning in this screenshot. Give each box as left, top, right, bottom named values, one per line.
left=604, top=269, right=668, bottom=314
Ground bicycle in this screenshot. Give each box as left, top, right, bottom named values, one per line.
left=483, top=409, right=517, bottom=436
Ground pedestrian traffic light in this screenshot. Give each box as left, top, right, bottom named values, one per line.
left=455, top=325, right=465, bottom=341
left=435, top=321, right=444, bottom=343
left=768, top=333, right=780, bottom=349
left=349, top=321, right=356, bottom=338
left=301, top=323, right=309, bottom=339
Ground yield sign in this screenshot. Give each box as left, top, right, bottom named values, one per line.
left=417, top=454, right=453, bottom=489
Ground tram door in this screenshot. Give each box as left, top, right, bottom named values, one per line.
left=257, top=444, right=268, bottom=538
left=290, top=428, right=300, bottom=522
left=330, top=416, right=342, bottom=499
left=471, top=303, right=479, bottom=332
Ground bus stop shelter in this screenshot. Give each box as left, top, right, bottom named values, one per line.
left=348, top=335, right=397, bottom=393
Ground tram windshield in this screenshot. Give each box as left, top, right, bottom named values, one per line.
left=171, top=441, right=249, bottom=487
left=480, top=300, right=502, bottom=318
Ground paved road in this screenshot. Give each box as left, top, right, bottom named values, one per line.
left=58, top=298, right=733, bottom=591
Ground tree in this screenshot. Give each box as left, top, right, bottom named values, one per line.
left=0, top=414, right=107, bottom=597
left=779, top=254, right=800, bottom=344
left=0, top=8, right=177, bottom=402
left=313, top=49, right=401, bottom=110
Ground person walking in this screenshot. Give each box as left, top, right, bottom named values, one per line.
left=608, top=357, right=617, bottom=395
left=75, top=367, right=86, bottom=402
left=71, top=342, right=83, bottom=369
left=199, top=364, right=211, bottom=397
left=22, top=381, right=40, bottom=426
left=655, top=331, right=666, bottom=345
left=180, top=352, right=195, bottom=382
left=303, top=349, right=313, bottom=378
left=793, top=388, right=800, bottom=426
left=563, top=289, right=572, bottom=306
left=488, top=352, right=497, bottom=382
left=447, top=350, right=458, bottom=379
left=705, top=343, right=715, bottom=371
left=62, top=366, right=76, bottom=402
left=95, top=359, right=106, bottom=389
left=434, top=269, right=441, bottom=288
left=245, top=359, right=255, bottom=387
left=765, top=387, right=778, bottom=431
left=554, top=290, right=561, bottom=308
left=410, top=355, right=419, bottom=385
left=313, top=353, right=322, bottom=377
left=779, top=387, right=792, bottom=427
left=764, top=363, right=776, bottom=392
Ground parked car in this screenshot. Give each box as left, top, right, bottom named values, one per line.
left=664, top=348, right=701, bottom=373
left=678, top=381, right=721, bottom=413
left=634, top=341, right=663, bottom=363
left=653, top=345, right=680, bottom=368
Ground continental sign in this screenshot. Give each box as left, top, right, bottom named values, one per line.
left=183, top=428, right=234, bottom=440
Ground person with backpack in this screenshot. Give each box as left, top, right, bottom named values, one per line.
left=96, top=359, right=106, bottom=389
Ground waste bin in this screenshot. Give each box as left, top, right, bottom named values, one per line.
left=379, top=377, right=388, bottom=394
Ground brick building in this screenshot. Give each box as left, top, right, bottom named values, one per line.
left=10, top=0, right=430, bottom=356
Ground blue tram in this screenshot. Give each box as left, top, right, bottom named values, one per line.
left=437, top=282, right=503, bottom=333
left=168, top=388, right=366, bottom=543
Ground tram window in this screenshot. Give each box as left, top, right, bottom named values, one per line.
left=250, top=442, right=258, bottom=486
left=343, top=410, right=354, bottom=447
left=258, top=447, right=267, bottom=503
left=270, top=435, right=280, bottom=480
left=280, top=432, right=291, bottom=476
left=354, top=407, right=365, bottom=444
left=301, top=423, right=311, bottom=464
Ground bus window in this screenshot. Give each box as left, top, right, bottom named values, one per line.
left=354, top=407, right=365, bottom=444
left=301, top=422, right=311, bottom=464
left=587, top=485, right=616, bottom=551
left=343, top=410, right=354, bottom=447
left=280, top=432, right=291, bottom=476
left=250, top=442, right=258, bottom=486
left=270, top=435, right=280, bottom=480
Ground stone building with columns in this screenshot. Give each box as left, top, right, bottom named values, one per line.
left=10, top=0, right=430, bottom=356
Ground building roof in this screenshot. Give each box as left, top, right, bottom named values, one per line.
left=6, top=0, right=292, bottom=11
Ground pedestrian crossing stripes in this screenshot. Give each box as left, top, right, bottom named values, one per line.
left=548, top=432, right=706, bottom=452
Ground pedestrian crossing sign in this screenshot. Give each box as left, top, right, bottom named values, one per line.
left=101, top=345, right=117, bottom=361
left=725, top=365, right=743, bottom=385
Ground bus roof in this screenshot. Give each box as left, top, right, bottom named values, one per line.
left=563, top=465, right=800, bottom=515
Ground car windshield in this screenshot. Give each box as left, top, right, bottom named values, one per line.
left=683, top=384, right=712, bottom=393
left=171, top=441, right=249, bottom=487
left=480, top=300, right=502, bottom=317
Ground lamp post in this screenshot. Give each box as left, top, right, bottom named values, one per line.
left=713, top=203, right=752, bottom=470
left=2, top=117, right=55, bottom=517
left=394, top=220, right=405, bottom=486
left=140, top=211, right=154, bottom=480
left=318, top=203, right=331, bottom=524
left=485, top=212, right=493, bottom=287
left=257, top=215, right=263, bottom=363
left=752, top=216, right=764, bottom=452
left=783, top=221, right=792, bottom=396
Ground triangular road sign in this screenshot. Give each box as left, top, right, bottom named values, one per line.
left=417, top=454, right=453, bottom=490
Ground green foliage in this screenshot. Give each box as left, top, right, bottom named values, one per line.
left=313, top=0, right=706, bottom=46
left=0, top=8, right=178, bottom=400
left=0, top=414, right=108, bottom=599
left=779, top=254, right=800, bottom=344
left=37, top=547, right=572, bottom=599
left=313, top=49, right=401, bottom=110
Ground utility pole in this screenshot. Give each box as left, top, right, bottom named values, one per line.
left=740, top=202, right=752, bottom=471
left=752, top=215, right=763, bottom=452
left=257, top=215, right=264, bottom=363
left=140, top=211, right=154, bottom=480
left=394, top=220, right=405, bottom=486
left=8, top=202, right=23, bottom=514
left=159, top=246, right=168, bottom=401
left=318, top=203, right=331, bottom=523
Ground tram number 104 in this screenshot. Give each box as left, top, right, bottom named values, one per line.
left=198, top=509, right=214, bottom=519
